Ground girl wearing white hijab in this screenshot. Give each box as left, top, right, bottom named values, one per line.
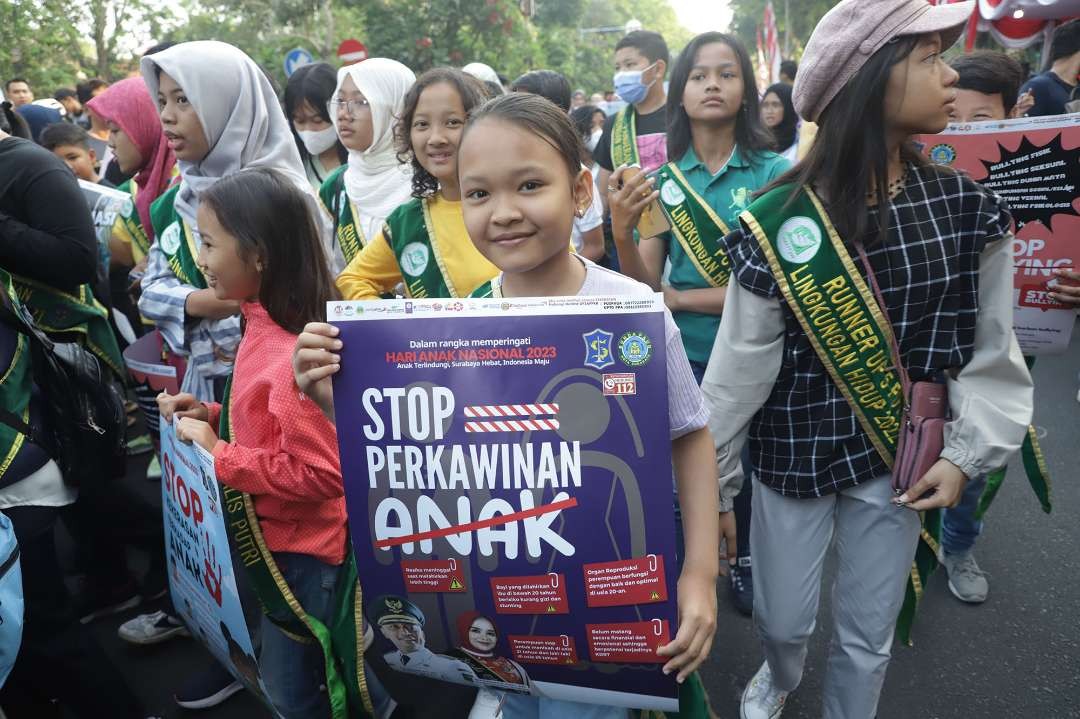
left=138, top=40, right=334, bottom=402
left=319, top=58, right=416, bottom=267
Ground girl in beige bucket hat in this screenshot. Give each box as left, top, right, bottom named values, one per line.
left=699, top=1, right=1034, bottom=717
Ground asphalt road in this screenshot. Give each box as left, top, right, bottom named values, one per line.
left=88, top=324, right=1079, bottom=719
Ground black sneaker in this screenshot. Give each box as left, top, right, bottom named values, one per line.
left=174, top=663, right=243, bottom=710
left=77, top=578, right=142, bottom=624
left=729, top=556, right=754, bottom=617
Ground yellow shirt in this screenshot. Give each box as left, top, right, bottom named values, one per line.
left=335, top=193, right=499, bottom=300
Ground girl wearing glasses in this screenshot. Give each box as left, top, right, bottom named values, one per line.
left=294, top=68, right=499, bottom=423
left=333, top=67, right=497, bottom=301
left=319, top=59, right=415, bottom=268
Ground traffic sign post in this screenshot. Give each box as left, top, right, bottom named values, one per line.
left=284, top=47, right=314, bottom=77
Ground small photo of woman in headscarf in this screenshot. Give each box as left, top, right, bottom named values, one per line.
left=448, top=611, right=532, bottom=694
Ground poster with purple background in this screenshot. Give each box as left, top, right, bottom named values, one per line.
left=330, top=295, right=680, bottom=712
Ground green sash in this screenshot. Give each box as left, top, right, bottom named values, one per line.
left=0, top=268, right=32, bottom=482
left=740, top=184, right=904, bottom=465
left=656, top=163, right=733, bottom=287
left=611, top=107, right=640, bottom=168
left=632, top=672, right=714, bottom=719
left=11, top=274, right=124, bottom=381
left=741, top=184, right=946, bottom=644
left=976, top=355, right=1051, bottom=516
left=218, top=379, right=372, bottom=718
left=467, top=277, right=501, bottom=299
left=384, top=198, right=456, bottom=298
left=112, top=179, right=151, bottom=264
left=319, top=166, right=368, bottom=266
left=149, top=185, right=205, bottom=289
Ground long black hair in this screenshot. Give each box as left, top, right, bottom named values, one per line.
left=510, top=70, right=572, bottom=113
left=284, top=63, right=347, bottom=177
left=200, top=168, right=338, bottom=334
left=666, top=32, right=775, bottom=165
left=762, top=82, right=797, bottom=152
left=763, top=35, right=931, bottom=246
left=395, top=68, right=487, bottom=198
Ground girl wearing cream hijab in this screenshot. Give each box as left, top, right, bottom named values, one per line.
left=319, top=58, right=416, bottom=267
left=138, top=40, right=334, bottom=402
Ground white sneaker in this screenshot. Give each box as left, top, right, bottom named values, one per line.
left=741, top=662, right=787, bottom=719
left=118, top=610, right=190, bottom=645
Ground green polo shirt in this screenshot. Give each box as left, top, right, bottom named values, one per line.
left=664, top=146, right=790, bottom=365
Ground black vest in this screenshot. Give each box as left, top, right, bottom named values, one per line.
left=727, top=165, right=1009, bottom=497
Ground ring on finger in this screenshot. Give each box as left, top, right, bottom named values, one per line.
left=607, top=185, right=618, bottom=193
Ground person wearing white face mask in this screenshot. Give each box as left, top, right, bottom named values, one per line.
left=284, top=63, right=347, bottom=189
left=594, top=30, right=670, bottom=213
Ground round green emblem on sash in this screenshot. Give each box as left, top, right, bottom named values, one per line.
left=400, top=241, right=431, bottom=277
left=777, top=216, right=822, bottom=264
left=660, top=179, right=686, bottom=207
left=160, top=222, right=182, bottom=255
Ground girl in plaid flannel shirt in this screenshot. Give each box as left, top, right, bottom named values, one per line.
left=701, top=3, right=1034, bottom=718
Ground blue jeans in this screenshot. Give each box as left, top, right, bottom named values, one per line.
left=501, top=693, right=630, bottom=719
left=260, top=552, right=340, bottom=719
left=942, top=476, right=986, bottom=556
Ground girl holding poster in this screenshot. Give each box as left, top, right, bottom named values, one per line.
left=318, top=58, right=416, bottom=270
left=700, top=2, right=1034, bottom=718
left=159, top=167, right=376, bottom=718
left=128, top=40, right=340, bottom=704
left=459, top=93, right=720, bottom=718
left=334, top=68, right=498, bottom=300
left=292, top=91, right=720, bottom=719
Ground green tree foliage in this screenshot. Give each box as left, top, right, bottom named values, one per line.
left=1, top=0, right=696, bottom=97
left=353, top=0, right=691, bottom=91
left=0, top=0, right=161, bottom=91
left=163, top=0, right=367, bottom=88
left=359, top=0, right=542, bottom=76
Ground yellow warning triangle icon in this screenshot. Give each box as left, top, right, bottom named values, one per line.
left=649, top=592, right=660, bottom=600
left=449, top=578, right=463, bottom=590
left=546, top=605, right=557, bottom=613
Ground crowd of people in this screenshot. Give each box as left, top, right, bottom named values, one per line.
left=1, top=0, right=1078, bottom=717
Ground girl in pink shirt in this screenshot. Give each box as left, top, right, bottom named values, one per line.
left=157, top=167, right=346, bottom=717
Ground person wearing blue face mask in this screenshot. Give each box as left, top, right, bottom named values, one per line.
left=594, top=30, right=669, bottom=212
